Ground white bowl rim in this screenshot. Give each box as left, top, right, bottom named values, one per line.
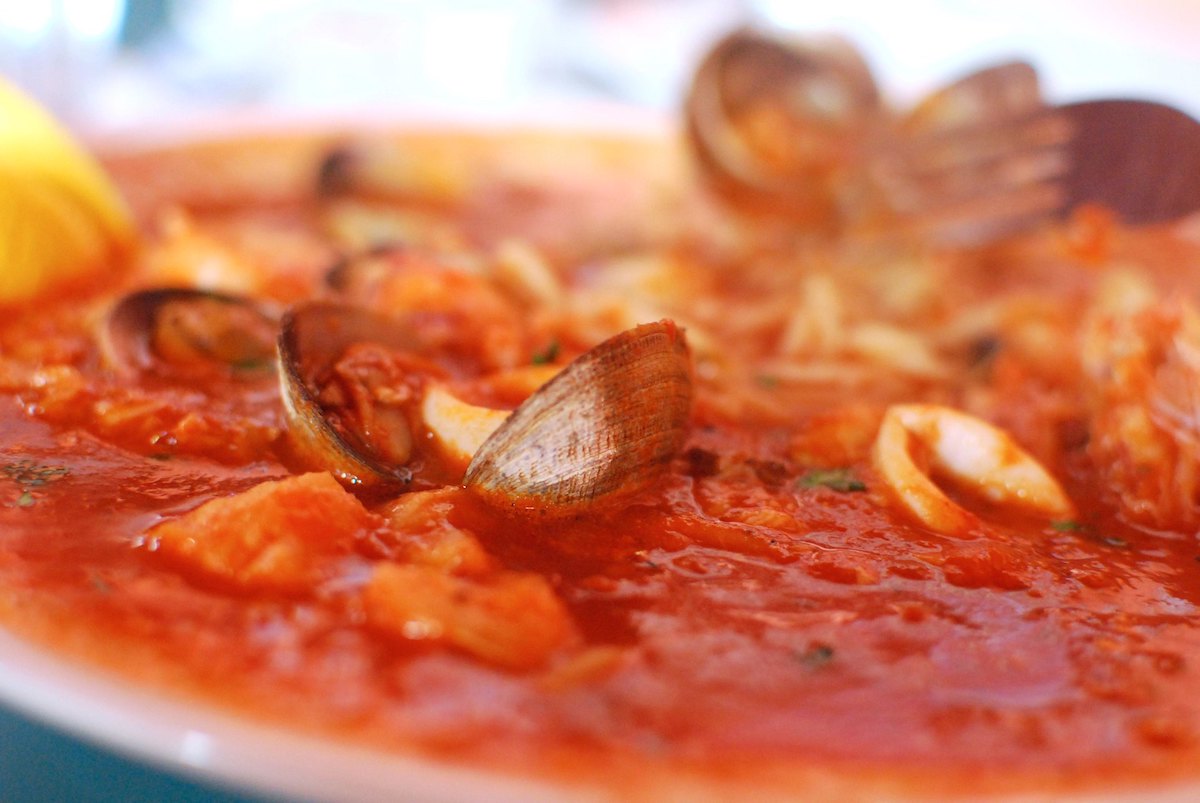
left=0, top=624, right=600, bottom=803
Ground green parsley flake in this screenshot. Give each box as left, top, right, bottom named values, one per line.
left=15, top=491, right=35, bottom=508
left=2, top=460, right=69, bottom=488
left=798, top=468, right=866, bottom=493
left=797, top=643, right=835, bottom=669
left=1051, top=520, right=1129, bottom=549
left=230, top=357, right=273, bottom=373
left=531, top=340, right=560, bottom=365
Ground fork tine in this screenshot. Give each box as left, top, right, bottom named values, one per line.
left=881, top=141, right=1070, bottom=214
left=902, top=180, right=1066, bottom=245
left=871, top=54, right=1073, bottom=244
left=897, top=110, right=1073, bottom=175
left=862, top=60, right=1072, bottom=243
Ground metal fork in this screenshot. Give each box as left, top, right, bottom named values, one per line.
left=870, top=61, right=1073, bottom=245
left=684, top=29, right=1074, bottom=245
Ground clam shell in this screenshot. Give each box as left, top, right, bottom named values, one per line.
left=684, top=28, right=881, bottom=223
left=100, top=288, right=277, bottom=377
left=463, top=320, right=693, bottom=515
left=276, top=302, right=420, bottom=492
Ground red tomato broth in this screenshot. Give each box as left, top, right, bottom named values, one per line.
left=3, top=132, right=1200, bottom=797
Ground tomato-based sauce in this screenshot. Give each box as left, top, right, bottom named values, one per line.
left=3, top=131, right=1200, bottom=798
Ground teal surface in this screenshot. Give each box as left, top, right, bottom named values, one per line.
left=0, top=704, right=268, bottom=802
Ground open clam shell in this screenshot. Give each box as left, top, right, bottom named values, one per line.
left=684, top=27, right=882, bottom=224
left=99, top=288, right=278, bottom=378
left=463, top=320, right=693, bottom=515
left=276, top=302, right=422, bottom=492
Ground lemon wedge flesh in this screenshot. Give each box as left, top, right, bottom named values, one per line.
left=0, top=78, right=134, bottom=303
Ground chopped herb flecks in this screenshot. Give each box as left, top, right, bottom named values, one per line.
left=1051, top=519, right=1130, bottom=549
left=798, top=468, right=866, bottom=493
left=531, top=340, right=560, bottom=365
left=230, top=357, right=273, bottom=373
left=2, top=460, right=69, bottom=488
left=3, top=460, right=70, bottom=509
left=755, top=373, right=780, bottom=389
left=797, top=642, right=836, bottom=669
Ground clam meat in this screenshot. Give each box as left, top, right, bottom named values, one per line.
left=276, top=302, right=426, bottom=492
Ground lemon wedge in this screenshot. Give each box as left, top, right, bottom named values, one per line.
left=0, top=78, right=134, bottom=303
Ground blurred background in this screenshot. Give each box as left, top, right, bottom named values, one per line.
left=3, top=0, right=1200, bottom=134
